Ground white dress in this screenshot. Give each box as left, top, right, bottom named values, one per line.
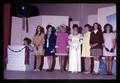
left=103, top=33, right=115, bottom=56
left=68, top=34, right=83, bottom=72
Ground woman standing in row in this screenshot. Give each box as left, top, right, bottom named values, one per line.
left=32, top=26, right=45, bottom=71
left=55, top=24, right=69, bottom=72
left=68, top=24, right=83, bottom=73
left=44, top=25, right=56, bottom=72
left=90, top=23, right=104, bottom=74
left=103, top=24, right=115, bottom=75
left=82, top=24, right=92, bottom=74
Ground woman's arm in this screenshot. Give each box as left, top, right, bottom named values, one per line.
left=79, top=34, right=83, bottom=44
left=55, top=34, right=59, bottom=48
left=51, top=34, right=57, bottom=52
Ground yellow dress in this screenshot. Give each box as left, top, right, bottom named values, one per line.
left=32, top=33, right=44, bottom=56
left=82, top=32, right=91, bottom=57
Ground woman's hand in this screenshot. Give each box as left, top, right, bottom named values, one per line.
left=51, top=49, right=55, bottom=53
left=91, top=43, right=98, bottom=48
left=110, top=48, right=114, bottom=52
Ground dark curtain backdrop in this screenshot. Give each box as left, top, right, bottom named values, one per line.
left=4, top=3, right=11, bottom=69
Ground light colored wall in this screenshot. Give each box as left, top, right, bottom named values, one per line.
left=10, top=15, right=69, bottom=69
left=11, top=15, right=69, bottom=45
left=88, top=14, right=98, bottom=25
left=32, top=4, right=115, bottom=27
left=11, top=17, right=23, bottom=45
left=98, top=5, right=116, bottom=30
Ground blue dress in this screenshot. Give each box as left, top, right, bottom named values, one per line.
left=44, top=33, right=56, bottom=56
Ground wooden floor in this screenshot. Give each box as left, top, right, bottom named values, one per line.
left=4, top=70, right=116, bottom=80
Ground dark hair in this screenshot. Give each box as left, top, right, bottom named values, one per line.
left=66, top=26, right=71, bottom=34
left=73, top=24, right=79, bottom=29
left=84, top=24, right=93, bottom=32
left=93, top=22, right=102, bottom=31
left=103, top=23, right=113, bottom=33
left=35, top=25, right=44, bottom=36
left=73, top=24, right=82, bottom=33
left=78, top=26, right=82, bottom=33
left=72, top=24, right=79, bottom=31
left=46, top=24, right=56, bottom=34
left=24, top=37, right=31, bottom=45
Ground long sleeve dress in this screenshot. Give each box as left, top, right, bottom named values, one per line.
left=55, top=32, right=68, bottom=56
left=32, top=33, right=45, bottom=56
left=68, top=34, right=83, bottom=72
left=44, top=33, right=56, bottom=56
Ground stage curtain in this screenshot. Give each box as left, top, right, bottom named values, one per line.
left=4, top=3, right=11, bottom=69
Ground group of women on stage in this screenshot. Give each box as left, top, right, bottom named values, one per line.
left=23, top=22, right=116, bottom=75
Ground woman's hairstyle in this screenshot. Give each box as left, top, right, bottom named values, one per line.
left=73, top=24, right=79, bottom=29
left=46, top=24, right=56, bottom=34
left=78, top=26, right=82, bottom=33
left=56, top=26, right=61, bottom=33
left=35, top=25, right=44, bottom=36
left=93, top=22, right=102, bottom=31
left=103, top=23, right=113, bottom=33
left=59, top=24, right=67, bottom=33
left=23, top=37, right=31, bottom=45
left=72, top=24, right=82, bottom=33
left=84, top=24, right=93, bottom=32
left=66, top=26, right=71, bottom=34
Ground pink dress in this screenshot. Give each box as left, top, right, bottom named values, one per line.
left=55, top=32, right=68, bottom=56
left=103, top=33, right=115, bottom=56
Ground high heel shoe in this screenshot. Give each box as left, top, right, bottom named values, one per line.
left=46, top=69, right=50, bottom=72
left=46, top=69, right=53, bottom=72
left=107, top=71, right=112, bottom=75
left=92, top=71, right=99, bottom=75
left=34, top=69, right=40, bottom=71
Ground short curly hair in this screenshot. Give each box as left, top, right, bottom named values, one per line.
left=46, top=24, right=56, bottom=34
left=23, top=37, right=31, bottom=45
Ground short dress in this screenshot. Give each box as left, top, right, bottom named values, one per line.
left=81, top=31, right=91, bottom=57
left=90, top=31, right=104, bottom=56
left=32, top=33, right=45, bottom=56
left=55, top=32, right=68, bottom=56
left=44, top=34, right=56, bottom=56
left=103, top=33, right=115, bottom=56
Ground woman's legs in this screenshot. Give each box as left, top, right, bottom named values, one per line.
left=59, top=56, right=67, bottom=71
left=106, top=56, right=109, bottom=73
left=84, top=57, right=91, bottom=73
left=47, top=56, right=51, bottom=70
left=93, top=56, right=100, bottom=74
left=61, top=56, right=65, bottom=71
left=35, top=55, right=42, bottom=71
left=59, top=56, right=62, bottom=70
left=108, top=56, right=113, bottom=73
left=64, top=56, right=68, bottom=71
left=40, top=56, right=44, bottom=70
left=106, top=56, right=113, bottom=74
left=47, top=56, right=53, bottom=71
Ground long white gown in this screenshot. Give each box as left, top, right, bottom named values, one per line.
left=68, top=34, right=83, bottom=73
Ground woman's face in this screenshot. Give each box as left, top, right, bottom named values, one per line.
left=48, top=27, right=52, bottom=33
left=61, top=27, right=66, bottom=32
left=85, top=26, right=89, bottom=32
left=73, top=27, right=78, bottom=33
left=106, top=25, right=111, bottom=32
left=24, top=40, right=28, bottom=45
left=37, top=27, right=41, bottom=33
left=94, top=24, right=98, bottom=30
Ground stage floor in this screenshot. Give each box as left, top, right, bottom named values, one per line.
left=4, top=70, right=116, bottom=80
